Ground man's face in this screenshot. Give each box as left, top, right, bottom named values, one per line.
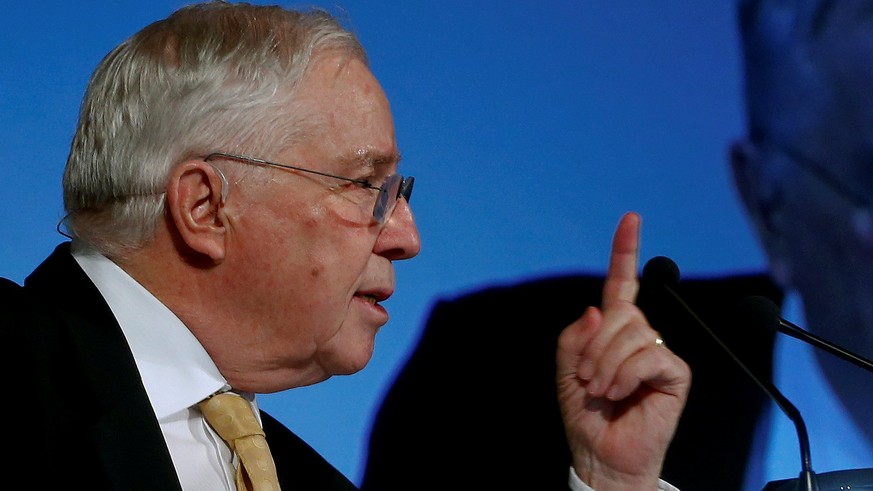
left=225, top=53, right=421, bottom=391
left=735, top=45, right=873, bottom=353
left=766, top=131, right=873, bottom=354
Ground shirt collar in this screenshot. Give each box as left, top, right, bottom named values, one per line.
left=71, top=242, right=229, bottom=419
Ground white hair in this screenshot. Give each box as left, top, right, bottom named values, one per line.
left=62, top=1, right=367, bottom=259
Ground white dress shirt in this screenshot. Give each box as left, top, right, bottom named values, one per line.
left=743, top=292, right=873, bottom=490
left=569, top=467, right=679, bottom=491
left=72, top=243, right=256, bottom=491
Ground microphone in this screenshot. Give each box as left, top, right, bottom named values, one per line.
left=641, top=256, right=821, bottom=491
left=737, top=295, right=873, bottom=373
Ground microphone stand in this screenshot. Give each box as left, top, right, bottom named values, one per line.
left=641, top=257, right=821, bottom=491
left=779, top=317, right=873, bottom=373
left=738, top=295, right=873, bottom=373
left=736, top=295, right=873, bottom=490
left=659, top=284, right=819, bottom=491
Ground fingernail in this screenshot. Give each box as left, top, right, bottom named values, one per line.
left=606, top=385, right=621, bottom=400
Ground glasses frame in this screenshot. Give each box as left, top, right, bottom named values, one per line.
left=204, top=151, right=413, bottom=224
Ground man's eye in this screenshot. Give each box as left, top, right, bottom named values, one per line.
left=357, top=176, right=388, bottom=190
left=338, top=180, right=377, bottom=196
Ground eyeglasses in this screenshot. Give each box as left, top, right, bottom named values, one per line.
left=205, top=151, right=413, bottom=225
left=770, top=141, right=872, bottom=210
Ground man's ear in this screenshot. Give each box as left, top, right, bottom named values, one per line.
left=729, top=138, right=792, bottom=285
left=165, top=160, right=229, bottom=262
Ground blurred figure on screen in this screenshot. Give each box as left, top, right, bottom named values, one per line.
left=730, top=0, right=873, bottom=486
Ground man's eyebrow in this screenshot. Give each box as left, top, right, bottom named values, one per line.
left=340, top=149, right=402, bottom=168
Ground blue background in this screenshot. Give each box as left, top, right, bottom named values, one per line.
left=1, top=1, right=766, bottom=484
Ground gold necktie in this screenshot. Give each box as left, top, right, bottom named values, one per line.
left=198, top=392, right=281, bottom=491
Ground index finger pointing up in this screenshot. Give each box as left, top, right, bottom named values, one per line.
left=602, top=212, right=641, bottom=308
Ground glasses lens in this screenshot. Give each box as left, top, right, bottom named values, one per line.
left=373, top=174, right=404, bottom=224
left=400, top=176, right=414, bottom=203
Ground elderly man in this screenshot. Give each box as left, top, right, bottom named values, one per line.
left=2, top=1, right=689, bottom=490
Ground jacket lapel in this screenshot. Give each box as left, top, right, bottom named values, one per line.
left=26, top=243, right=183, bottom=490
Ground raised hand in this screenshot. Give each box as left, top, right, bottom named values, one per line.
left=556, top=212, right=691, bottom=491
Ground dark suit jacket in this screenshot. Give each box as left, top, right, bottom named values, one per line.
left=362, top=272, right=783, bottom=490
left=2, top=243, right=356, bottom=490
